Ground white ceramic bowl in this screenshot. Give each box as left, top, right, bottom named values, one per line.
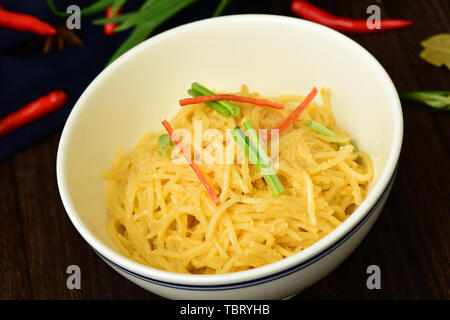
left=56, top=15, right=403, bottom=300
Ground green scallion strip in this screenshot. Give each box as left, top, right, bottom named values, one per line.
left=231, top=126, right=285, bottom=196
left=306, top=120, right=358, bottom=152
left=187, top=89, right=231, bottom=117
left=213, top=0, right=232, bottom=17
left=399, top=91, right=450, bottom=111
left=191, top=82, right=240, bottom=116
left=107, top=0, right=198, bottom=64
left=46, top=0, right=116, bottom=18
left=231, top=127, right=259, bottom=167
left=157, top=133, right=173, bottom=158
left=93, top=12, right=136, bottom=25
left=243, top=121, right=284, bottom=195
left=243, top=120, right=271, bottom=168
left=111, top=0, right=127, bottom=15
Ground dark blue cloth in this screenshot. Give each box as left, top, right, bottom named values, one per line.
left=0, top=0, right=245, bottom=161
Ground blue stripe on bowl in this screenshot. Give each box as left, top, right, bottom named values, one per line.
left=95, top=171, right=396, bottom=291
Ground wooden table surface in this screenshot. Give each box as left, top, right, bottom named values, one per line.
left=1, top=0, right=449, bottom=300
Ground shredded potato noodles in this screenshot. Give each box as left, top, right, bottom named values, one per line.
left=103, top=85, right=373, bottom=274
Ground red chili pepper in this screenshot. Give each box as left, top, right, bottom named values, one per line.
left=0, top=90, right=68, bottom=139
left=179, top=94, right=284, bottom=109
left=0, top=6, right=56, bottom=36
left=290, top=0, right=412, bottom=33
left=104, top=6, right=121, bottom=36
left=162, top=120, right=220, bottom=206
left=269, top=86, right=317, bottom=135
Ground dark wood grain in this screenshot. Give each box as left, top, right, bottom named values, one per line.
left=0, top=0, right=448, bottom=300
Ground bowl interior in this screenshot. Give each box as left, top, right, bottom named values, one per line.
left=58, top=15, right=401, bottom=275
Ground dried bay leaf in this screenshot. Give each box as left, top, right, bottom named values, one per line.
left=420, top=33, right=450, bottom=69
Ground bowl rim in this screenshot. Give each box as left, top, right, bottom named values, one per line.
left=56, top=14, right=403, bottom=287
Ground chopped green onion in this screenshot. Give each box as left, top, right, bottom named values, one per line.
left=111, top=0, right=127, bottom=15
left=115, top=0, right=196, bottom=32
left=93, top=12, right=136, bottom=25
left=231, top=126, right=285, bottom=196
left=306, top=120, right=358, bottom=152
left=400, top=91, right=450, bottom=111
left=46, top=0, right=116, bottom=18
left=243, top=120, right=271, bottom=168
left=157, top=133, right=173, bottom=158
left=213, top=0, right=232, bottom=17
left=191, top=82, right=240, bottom=116
left=107, top=0, right=198, bottom=64
left=232, top=127, right=259, bottom=167
left=187, top=89, right=231, bottom=117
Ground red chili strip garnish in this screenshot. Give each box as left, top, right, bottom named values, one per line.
left=291, top=0, right=412, bottom=33
left=270, top=87, right=318, bottom=135
left=0, top=6, right=56, bottom=35
left=0, top=90, right=68, bottom=139
left=162, top=120, right=220, bottom=206
left=104, top=6, right=121, bottom=36
left=180, top=94, right=284, bottom=110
